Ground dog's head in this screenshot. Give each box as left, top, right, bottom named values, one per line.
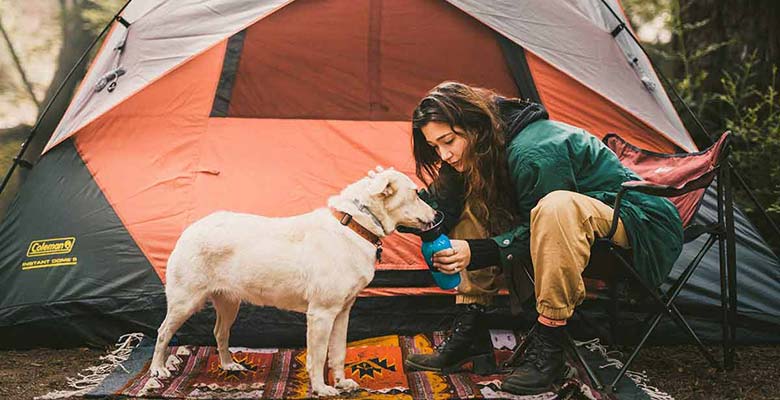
left=329, top=166, right=437, bottom=235
left=344, top=167, right=437, bottom=235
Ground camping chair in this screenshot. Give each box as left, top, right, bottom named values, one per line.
left=574, top=131, right=736, bottom=392
left=504, top=131, right=735, bottom=393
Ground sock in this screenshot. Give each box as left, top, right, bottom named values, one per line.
left=536, top=316, right=565, bottom=343
left=538, top=315, right=566, bottom=327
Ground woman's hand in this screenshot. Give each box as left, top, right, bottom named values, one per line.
left=432, top=240, right=471, bottom=274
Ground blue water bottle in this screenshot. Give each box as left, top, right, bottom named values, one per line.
left=420, top=231, right=461, bottom=290
left=417, top=213, right=461, bottom=290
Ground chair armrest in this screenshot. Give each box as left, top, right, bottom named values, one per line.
left=605, top=179, right=691, bottom=240
left=605, top=187, right=629, bottom=241
left=605, top=173, right=716, bottom=240
left=621, top=180, right=695, bottom=197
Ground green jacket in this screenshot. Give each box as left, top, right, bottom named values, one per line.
left=425, top=100, right=683, bottom=298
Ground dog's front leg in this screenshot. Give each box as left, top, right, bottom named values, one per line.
left=307, top=307, right=340, bottom=397
left=327, top=299, right=359, bottom=392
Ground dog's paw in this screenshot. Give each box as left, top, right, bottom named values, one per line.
left=312, top=384, right=340, bottom=397
left=148, top=364, right=171, bottom=379
left=220, top=362, right=247, bottom=372
left=335, top=378, right=360, bottom=392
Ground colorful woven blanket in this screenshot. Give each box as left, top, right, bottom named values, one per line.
left=81, top=331, right=668, bottom=399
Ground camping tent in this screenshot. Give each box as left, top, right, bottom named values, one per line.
left=1, top=0, right=778, bottom=349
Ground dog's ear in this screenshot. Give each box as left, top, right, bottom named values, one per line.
left=367, top=166, right=385, bottom=178
left=368, top=174, right=395, bottom=198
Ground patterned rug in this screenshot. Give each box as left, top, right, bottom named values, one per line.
left=63, top=331, right=670, bottom=400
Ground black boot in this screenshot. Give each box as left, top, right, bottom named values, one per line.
left=500, top=324, right=569, bottom=395
left=404, top=304, right=496, bottom=374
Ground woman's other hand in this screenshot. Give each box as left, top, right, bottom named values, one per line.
left=432, top=240, right=471, bottom=274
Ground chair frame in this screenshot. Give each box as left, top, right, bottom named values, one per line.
left=577, top=132, right=737, bottom=392
left=503, top=132, right=737, bottom=393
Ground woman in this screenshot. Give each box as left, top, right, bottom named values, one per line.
left=404, top=82, right=683, bottom=395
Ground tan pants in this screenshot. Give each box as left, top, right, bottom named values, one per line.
left=451, top=191, right=630, bottom=320
left=531, top=191, right=630, bottom=319
left=449, top=204, right=504, bottom=306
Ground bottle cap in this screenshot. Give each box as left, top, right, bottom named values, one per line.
left=418, top=212, right=445, bottom=242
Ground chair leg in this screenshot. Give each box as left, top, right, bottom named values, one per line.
left=654, top=236, right=720, bottom=368
left=563, top=329, right=604, bottom=391
left=608, top=278, right=620, bottom=345
left=501, top=323, right=537, bottom=371
left=668, top=303, right=719, bottom=369
left=608, top=311, right=664, bottom=390
left=606, top=298, right=721, bottom=390
left=608, top=244, right=721, bottom=385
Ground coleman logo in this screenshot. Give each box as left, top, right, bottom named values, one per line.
left=27, top=237, right=76, bottom=257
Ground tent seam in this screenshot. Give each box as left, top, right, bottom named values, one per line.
left=70, top=136, right=164, bottom=286
left=443, top=0, right=695, bottom=152
left=44, top=0, right=297, bottom=155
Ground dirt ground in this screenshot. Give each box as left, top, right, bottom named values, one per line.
left=0, top=344, right=778, bottom=400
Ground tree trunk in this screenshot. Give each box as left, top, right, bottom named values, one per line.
left=667, top=0, right=780, bottom=147
left=680, top=0, right=780, bottom=94
left=1, top=0, right=97, bottom=218
left=19, top=0, right=96, bottom=172
left=677, top=0, right=780, bottom=252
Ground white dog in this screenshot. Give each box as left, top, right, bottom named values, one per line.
left=149, top=167, right=436, bottom=396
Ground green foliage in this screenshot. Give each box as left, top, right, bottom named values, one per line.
left=663, top=1, right=733, bottom=133
left=79, top=0, right=126, bottom=33
left=622, top=0, right=673, bottom=44
left=626, top=0, right=780, bottom=251
left=717, top=55, right=780, bottom=218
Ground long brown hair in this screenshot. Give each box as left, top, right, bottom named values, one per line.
left=411, top=81, right=516, bottom=234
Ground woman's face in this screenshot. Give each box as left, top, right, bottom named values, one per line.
left=421, top=121, right=469, bottom=172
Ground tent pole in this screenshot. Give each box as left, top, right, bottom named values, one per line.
left=599, top=0, right=780, bottom=242
left=0, top=0, right=133, bottom=198
left=599, top=0, right=713, bottom=141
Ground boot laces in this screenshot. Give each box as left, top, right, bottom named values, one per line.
left=434, top=305, right=484, bottom=353
left=520, top=333, right=554, bottom=369
left=435, top=320, right=463, bottom=352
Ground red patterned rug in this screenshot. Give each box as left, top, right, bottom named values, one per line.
left=39, top=331, right=671, bottom=399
